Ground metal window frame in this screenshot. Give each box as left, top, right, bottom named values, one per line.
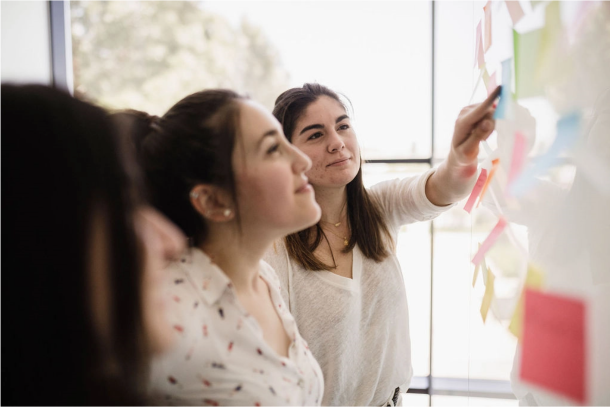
left=53, top=0, right=515, bottom=403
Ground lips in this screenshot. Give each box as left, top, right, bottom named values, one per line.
left=296, top=179, right=312, bottom=193
left=327, top=157, right=350, bottom=167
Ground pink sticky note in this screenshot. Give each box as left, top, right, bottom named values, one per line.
left=505, top=0, right=525, bottom=26
left=464, top=168, right=488, bottom=213
left=484, top=1, right=492, bottom=52
left=487, top=72, right=497, bottom=96
left=508, top=131, right=526, bottom=186
left=520, top=290, right=587, bottom=403
left=471, top=217, right=507, bottom=266
left=475, top=21, right=485, bottom=68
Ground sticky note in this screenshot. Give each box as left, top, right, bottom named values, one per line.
left=536, top=1, right=564, bottom=83
left=508, top=264, right=545, bottom=339
left=471, top=217, right=507, bottom=266
left=507, top=131, right=526, bottom=187
left=505, top=1, right=525, bottom=25
left=494, top=58, right=513, bottom=120
left=480, top=267, right=495, bottom=323
left=487, top=72, right=497, bottom=96
left=472, top=243, right=483, bottom=286
left=477, top=158, right=499, bottom=208
left=510, top=112, right=581, bottom=197
left=464, top=168, right=488, bottom=213
left=484, top=1, right=492, bottom=52
left=514, top=28, right=545, bottom=99
left=475, top=21, right=485, bottom=69
left=520, top=290, right=587, bottom=403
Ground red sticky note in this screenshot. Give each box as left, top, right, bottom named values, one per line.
left=508, top=131, right=526, bottom=187
left=464, top=168, right=488, bottom=213
left=520, top=289, right=587, bottom=403
left=471, top=216, right=507, bottom=266
left=505, top=0, right=525, bottom=26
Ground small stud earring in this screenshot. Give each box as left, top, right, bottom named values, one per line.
left=190, top=191, right=199, bottom=199
left=223, top=209, right=232, bottom=217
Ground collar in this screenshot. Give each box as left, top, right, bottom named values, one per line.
left=179, top=247, right=232, bottom=306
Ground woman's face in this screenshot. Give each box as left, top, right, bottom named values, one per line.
left=135, top=207, right=186, bottom=354
left=290, top=95, right=361, bottom=189
left=232, top=100, right=321, bottom=238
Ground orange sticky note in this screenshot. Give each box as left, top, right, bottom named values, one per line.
left=484, top=1, right=492, bottom=52
left=505, top=0, right=525, bottom=26
left=477, top=158, right=499, bottom=208
left=471, top=217, right=507, bottom=266
left=480, top=267, right=495, bottom=323
left=464, top=168, right=488, bottom=213
left=520, top=290, right=587, bottom=403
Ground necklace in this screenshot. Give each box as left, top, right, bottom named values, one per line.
left=320, top=200, right=347, bottom=228
left=321, top=225, right=350, bottom=247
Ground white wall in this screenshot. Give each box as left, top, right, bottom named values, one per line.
left=1, top=1, right=52, bottom=85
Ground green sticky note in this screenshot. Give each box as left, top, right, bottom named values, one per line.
left=513, top=28, right=545, bottom=99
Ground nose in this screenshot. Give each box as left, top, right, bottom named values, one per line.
left=327, top=128, right=345, bottom=153
left=290, top=144, right=312, bottom=174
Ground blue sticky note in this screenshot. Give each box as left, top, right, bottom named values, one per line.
left=510, top=112, right=581, bottom=197
left=494, top=58, right=513, bottom=120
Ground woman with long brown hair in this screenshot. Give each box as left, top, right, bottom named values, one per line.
left=265, top=83, right=501, bottom=405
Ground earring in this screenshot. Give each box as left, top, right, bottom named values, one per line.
left=223, top=209, right=232, bottom=217
left=190, top=191, right=199, bottom=199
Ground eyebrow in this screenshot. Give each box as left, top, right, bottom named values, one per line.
left=299, top=114, right=350, bottom=136
left=257, top=129, right=278, bottom=148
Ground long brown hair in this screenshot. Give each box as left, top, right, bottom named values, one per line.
left=273, top=83, right=394, bottom=270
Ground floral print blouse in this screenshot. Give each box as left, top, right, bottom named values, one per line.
left=149, top=248, right=324, bottom=406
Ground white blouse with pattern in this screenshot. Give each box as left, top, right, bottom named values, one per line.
left=149, top=248, right=324, bottom=406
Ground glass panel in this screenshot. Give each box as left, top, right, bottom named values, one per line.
left=431, top=395, right=517, bottom=406
left=403, top=393, right=430, bottom=406
left=363, top=163, right=432, bottom=377
left=70, top=0, right=432, bottom=159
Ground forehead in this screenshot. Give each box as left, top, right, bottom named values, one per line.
left=299, top=95, right=347, bottom=125
left=238, top=100, right=281, bottom=144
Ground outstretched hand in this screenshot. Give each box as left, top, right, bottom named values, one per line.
left=425, top=86, right=502, bottom=206
left=450, top=85, right=502, bottom=166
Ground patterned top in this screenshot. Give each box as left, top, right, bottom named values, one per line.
left=149, top=248, right=324, bottom=406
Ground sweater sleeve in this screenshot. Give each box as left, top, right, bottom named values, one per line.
left=369, top=167, right=457, bottom=228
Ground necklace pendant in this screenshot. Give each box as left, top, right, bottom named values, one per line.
left=334, top=222, right=341, bottom=227
left=344, top=238, right=349, bottom=246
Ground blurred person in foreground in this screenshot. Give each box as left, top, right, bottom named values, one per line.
left=1, top=84, right=185, bottom=405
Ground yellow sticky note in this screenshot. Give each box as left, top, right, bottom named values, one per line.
left=480, top=267, right=495, bottom=323
left=508, top=264, right=545, bottom=339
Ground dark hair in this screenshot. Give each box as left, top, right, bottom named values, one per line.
left=1, top=84, right=149, bottom=404
left=114, top=89, right=247, bottom=246
left=273, top=83, right=394, bottom=269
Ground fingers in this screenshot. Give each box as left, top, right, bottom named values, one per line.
left=461, top=85, right=502, bottom=126
left=456, top=111, right=496, bottom=160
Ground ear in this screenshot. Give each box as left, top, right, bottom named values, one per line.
left=189, top=184, right=235, bottom=222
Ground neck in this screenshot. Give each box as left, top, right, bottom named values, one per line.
left=199, top=224, right=271, bottom=294
left=314, top=185, right=348, bottom=224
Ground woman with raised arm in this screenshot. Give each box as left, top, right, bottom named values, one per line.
left=265, top=83, right=501, bottom=406
left=118, top=89, right=324, bottom=405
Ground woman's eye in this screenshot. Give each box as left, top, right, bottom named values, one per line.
left=338, top=124, right=350, bottom=131
left=267, top=144, right=280, bottom=154
left=308, top=132, right=323, bottom=140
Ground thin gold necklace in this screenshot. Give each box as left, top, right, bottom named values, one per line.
left=321, top=225, right=350, bottom=247
left=320, top=200, right=347, bottom=228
